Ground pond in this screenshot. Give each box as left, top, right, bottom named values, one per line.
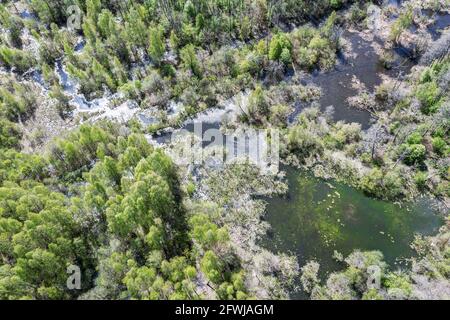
left=262, top=166, right=444, bottom=299
left=300, top=30, right=414, bottom=130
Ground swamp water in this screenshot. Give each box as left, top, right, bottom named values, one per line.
left=34, top=8, right=444, bottom=301
left=261, top=15, right=448, bottom=299
left=302, top=30, right=414, bottom=129
left=262, top=166, right=444, bottom=298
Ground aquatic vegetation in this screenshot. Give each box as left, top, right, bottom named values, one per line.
left=303, top=220, right=450, bottom=300
left=0, top=0, right=448, bottom=302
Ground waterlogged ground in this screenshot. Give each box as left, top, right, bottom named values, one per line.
left=306, top=30, right=383, bottom=128
left=10, top=2, right=449, bottom=299
left=262, top=166, right=444, bottom=298
left=259, top=8, right=450, bottom=298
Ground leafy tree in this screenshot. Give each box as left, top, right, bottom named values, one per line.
left=432, top=137, right=448, bottom=156
left=201, top=250, right=223, bottom=284
left=0, top=46, right=35, bottom=73
left=269, top=34, right=292, bottom=61
left=148, top=25, right=165, bottom=66
left=0, top=119, right=21, bottom=149
left=180, top=44, right=202, bottom=77
left=402, top=144, right=427, bottom=166
left=416, top=82, right=441, bottom=114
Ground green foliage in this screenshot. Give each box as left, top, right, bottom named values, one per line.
left=189, top=213, right=229, bottom=250
left=416, top=82, right=441, bottom=114
left=123, top=256, right=198, bottom=299
left=348, top=3, right=367, bottom=24
left=244, top=85, right=270, bottom=124
left=0, top=5, right=23, bottom=48
left=330, top=0, right=343, bottom=9
left=201, top=250, right=223, bottom=284
left=432, top=137, right=448, bottom=156
left=0, top=149, right=48, bottom=184
left=148, top=25, right=165, bottom=66
left=0, top=119, right=21, bottom=149
left=216, top=271, right=248, bottom=300
left=0, top=113, right=253, bottom=300
left=0, top=79, right=39, bottom=150
left=169, top=30, right=179, bottom=50
left=287, top=126, right=325, bottom=161
left=0, top=182, right=91, bottom=299
left=383, top=273, right=413, bottom=297
left=180, top=44, right=202, bottom=77
left=389, top=7, right=413, bottom=43
left=0, top=46, right=35, bottom=73
left=1, top=0, right=444, bottom=302
left=309, top=223, right=450, bottom=300
left=401, top=144, right=427, bottom=166
left=309, top=251, right=388, bottom=300
left=30, top=0, right=78, bottom=25
left=406, top=132, right=423, bottom=145
left=269, top=104, right=291, bottom=127
left=328, top=122, right=361, bottom=149
left=0, top=81, right=36, bottom=122
left=269, top=34, right=292, bottom=62
left=280, top=47, right=292, bottom=66
left=50, top=84, right=73, bottom=119
left=360, top=168, right=404, bottom=199
left=414, top=171, right=428, bottom=190
left=49, top=123, right=119, bottom=179
left=290, top=16, right=338, bottom=71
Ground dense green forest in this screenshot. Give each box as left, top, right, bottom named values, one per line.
left=0, top=0, right=449, bottom=300
left=0, top=123, right=253, bottom=299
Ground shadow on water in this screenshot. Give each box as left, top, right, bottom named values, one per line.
left=301, top=31, right=413, bottom=130
left=425, top=11, right=450, bottom=40
left=74, top=40, right=86, bottom=52
left=156, top=29, right=419, bottom=141
left=153, top=111, right=223, bottom=145
left=261, top=166, right=444, bottom=299
left=20, top=10, right=37, bottom=20
left=387, top=0, right=402, bottom=8
left=311, top=32, right=381, bottom=129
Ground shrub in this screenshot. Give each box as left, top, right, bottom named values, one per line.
left=414, top=171, right=428, bottom=190
left=287, top=126, right=325, bottom=161
left=416, top=82, right=441, bottom=114
left=330, top=0, right=342, bottom=9
left=245, top=85, right=270, bottom=123
left=280, top=47, right=292, bottom=66
left=0, top=46, right=35, bottom=73
left=402, top=144, right=427, bottom=166
left=375, top=83, right=393, bottom=102
left=432, top=137, right=448, bottom=156
left=0, top=118, right=21, bottom=149
left=389, top=8, right=413, bottom=43
left=269, top=104, right=291, bottom=127
left=360, top=168, right=404, bottom=199
left=348, top=3, right=366, bottom=24
left=379, top=50, right=395, bottom=70
left=269, top=34, right=292, bottom=61
left=407, top=132, right=423, bottom=145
